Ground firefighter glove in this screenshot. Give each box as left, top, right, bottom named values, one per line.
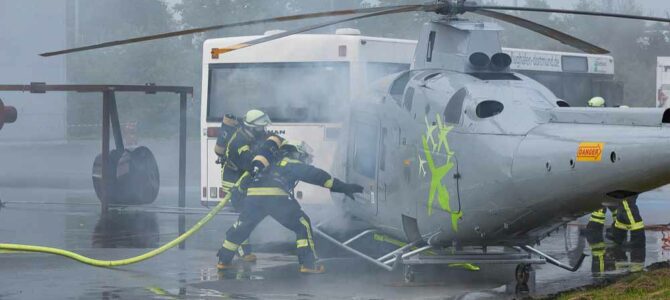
left=331, top=178, right=364, bottom=200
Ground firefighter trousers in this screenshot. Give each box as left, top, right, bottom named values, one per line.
left=221, top=169, right=252, bottom=256
left=587, top=206, right=617, bottom=230
left=612, top=198, right=645, bottom=246
left=218, top=194, right=317, bottom=266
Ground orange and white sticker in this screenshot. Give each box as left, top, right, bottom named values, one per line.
left=576, top=142, right=604, bottom=162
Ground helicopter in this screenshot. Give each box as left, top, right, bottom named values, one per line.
left=40, top=0, right=670, bottom=285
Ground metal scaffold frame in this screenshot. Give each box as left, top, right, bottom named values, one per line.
left=0, top=82, right=193, bottom=245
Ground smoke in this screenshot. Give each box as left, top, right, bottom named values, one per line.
left=208, top=38, right=412, bottom=245
left=208, top=61, right=349, bottom=123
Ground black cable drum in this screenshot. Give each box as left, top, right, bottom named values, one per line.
left=92, top=146, right=160, bottom=205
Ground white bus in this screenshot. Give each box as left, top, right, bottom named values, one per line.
left=657, top=57, right=670, bottom=108
left=504, top=48, right=620, bottom=107
left=200, top=29, right=415, bottom=206
left=200, top=30, right=620, bottom=206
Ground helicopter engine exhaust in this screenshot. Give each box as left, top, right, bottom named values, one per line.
left=490, top=52, right=512, bottom=71
left=468, top=52, right=490, bottom=69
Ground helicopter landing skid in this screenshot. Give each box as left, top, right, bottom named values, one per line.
left=313, top=226, right=547, bottom=284
left=401, top=248, right=545, bottom=283
left=312, top=226, right=423, bottom=271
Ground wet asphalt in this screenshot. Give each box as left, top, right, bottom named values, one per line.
left=1, top=187, right=670, bottom=299
left=1, top=141, right=670, bottom=299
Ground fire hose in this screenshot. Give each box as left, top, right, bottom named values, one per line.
left=0, top=193, right=230, bottom=267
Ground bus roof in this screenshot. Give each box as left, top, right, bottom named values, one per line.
left=203, top=31, right=415, bottom=65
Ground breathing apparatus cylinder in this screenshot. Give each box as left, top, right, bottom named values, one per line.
left=214, top=114, right=240, bottom=159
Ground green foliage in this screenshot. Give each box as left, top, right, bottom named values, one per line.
left=557, top=266, right=670, bottom=300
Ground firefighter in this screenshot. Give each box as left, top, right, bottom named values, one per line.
left=610, top=195, right=646, bottom=247
left=216, top=140, right=364, bottom=274
left=585, top=96, right=613, bottom=233
left=584, top=100, right=645, bottom=244
left=213, top=109, right=282, bottom=262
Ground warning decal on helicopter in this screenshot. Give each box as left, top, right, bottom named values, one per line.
left=576, top=142, right=604, bottom=162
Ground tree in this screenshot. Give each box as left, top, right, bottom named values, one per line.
left=67, top=0, right=191, bottom=138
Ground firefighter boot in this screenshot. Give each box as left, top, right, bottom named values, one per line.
left=629, top=229, right=646, bottom=248
left=297, top=247, right=324, bottom=274
left=237, top=242, right=257, bottom=262
left=217, top=247, right=236, bottom=270
left=299, top=262, right=325, bottom=274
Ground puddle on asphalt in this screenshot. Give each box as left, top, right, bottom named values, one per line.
left=2, top=191, right=670, bottom=299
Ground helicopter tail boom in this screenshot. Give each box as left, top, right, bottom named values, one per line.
left=512, top=121, right=670, bottom=227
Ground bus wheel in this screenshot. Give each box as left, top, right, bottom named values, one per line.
left=92, top=146, right=160, bottom=206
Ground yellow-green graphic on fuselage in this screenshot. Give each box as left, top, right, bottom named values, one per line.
left=421, top=114, right=462, bottom=231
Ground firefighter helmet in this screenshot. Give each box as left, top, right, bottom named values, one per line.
left=281, top=140, right=313, bottom=163
left=588, top=97, right=606, bottom=107
left=243, top=109, right=271, bottom=128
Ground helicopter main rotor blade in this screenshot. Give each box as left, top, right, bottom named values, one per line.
left=474, top=5, right=670, bottom=23
left=207, top=5, right=434, bottom=58
left=473, top=9, right=609, bottom=54
left=39, top=4, right=431, bottom=57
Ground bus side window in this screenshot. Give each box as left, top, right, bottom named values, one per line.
left=444, top=88, right=467, bottom=124
left=563, top=75, right=591, bottom=105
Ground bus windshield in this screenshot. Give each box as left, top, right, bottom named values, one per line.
left=207, top=62, right=349, bottom=123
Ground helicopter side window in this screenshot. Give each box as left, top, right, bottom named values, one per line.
left=389, top=71, right=411, bottom=105
left=403, top=87, right=414, bottom=112
left=426, top=31, right=436, bottom=62
left=556, top=100, right=570, bottom=107
left=476, top=100, right=504, bottom=118
left=444, top=88, right=467, bottom=124
left=353, top=121, right=378, bottom=179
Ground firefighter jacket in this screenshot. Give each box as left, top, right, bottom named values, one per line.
left=245, top=156, right=341, bottom=197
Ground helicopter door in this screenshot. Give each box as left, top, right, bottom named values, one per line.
left=347, top=112, right=380, bottom=215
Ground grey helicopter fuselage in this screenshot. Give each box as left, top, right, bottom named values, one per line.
left=335, top=18, right=670, bottom=248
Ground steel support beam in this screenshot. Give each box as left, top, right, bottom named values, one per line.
left=107, top=91, right=124, bottom=151
left=178, top=92, right=187, bottom=249
left=101, top=92, right=111, bottom=213
left=0, top=83, right=193, bottom=223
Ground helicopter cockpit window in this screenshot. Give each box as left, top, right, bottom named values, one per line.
left=476, top=100, right=504, bottom=118
left=389, top=71, right=411, bottom=105
left=444, top=88, right=467, bottom=124
left=403, top=87, right=414, bottom=112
